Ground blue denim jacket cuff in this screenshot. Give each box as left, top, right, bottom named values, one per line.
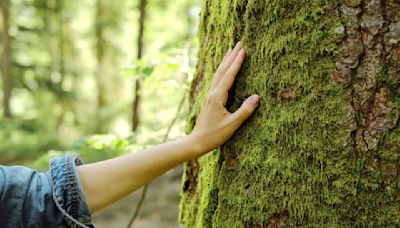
left=49, top=153, right=94, bottom=228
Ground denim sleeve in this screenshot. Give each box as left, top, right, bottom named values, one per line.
left=0, top=153, right=94, bottom=228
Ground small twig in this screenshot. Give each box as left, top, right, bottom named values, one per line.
left=126, top=93, right=187, bottom=228
left=126, top=184, right=148, bottom=228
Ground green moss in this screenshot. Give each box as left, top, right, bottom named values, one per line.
left=180, top=0, right=400, bottom=227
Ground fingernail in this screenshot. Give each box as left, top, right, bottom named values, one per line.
left=236, top=41, right=242, bottom=47
left=250, top=95, right=259, bottom=104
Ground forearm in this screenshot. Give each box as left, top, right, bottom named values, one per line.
left=76, top=135, right=203, bottom=213
left=76, top=42, right=259, bottom=213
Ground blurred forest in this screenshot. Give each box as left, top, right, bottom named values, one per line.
left=0, top=0, right=201, bottom=166
left=1, top=0, right=201, bottom=226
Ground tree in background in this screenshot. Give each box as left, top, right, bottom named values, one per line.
left=1, top=0, right=13, bottom=118
left=131, top=0, right=147, bottom=132
left=94, top=0, right=127, bottom=133
left=0, top=0, right=109, bottom=162
left=1, top=0, right=200, bottom=165
left=180, top=0, right=400, bottom=226
left=95, top=0, right=107, bottom=134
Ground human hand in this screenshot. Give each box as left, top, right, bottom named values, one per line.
left=189, top=41, right=260, bottom=155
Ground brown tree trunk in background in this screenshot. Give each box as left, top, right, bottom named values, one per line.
left=180, top=0, right=400, bottom=227
left=1, top=0, right=12, bottom=118
left=95, top=0, right=107, bottom=133
left=131, top=0, right=147, bottom=132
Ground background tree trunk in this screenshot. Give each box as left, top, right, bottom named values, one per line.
left=180, top=0, right=400, bottom=226
left=131, top=0, right=147, bottom=132
left=95, top=0, right=106, bottom=133
left=2, top=0, right=13, bottom=118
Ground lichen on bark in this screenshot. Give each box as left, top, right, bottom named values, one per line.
left=180, top=0, right=400, bottom=227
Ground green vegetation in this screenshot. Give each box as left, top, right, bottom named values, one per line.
left=29, top=134, right=129, bottom=171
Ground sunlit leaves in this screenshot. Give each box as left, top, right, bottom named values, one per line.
left=72, top=134, right=129, bottom=163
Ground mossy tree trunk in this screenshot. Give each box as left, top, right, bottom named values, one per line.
left=180, top=0, right=400, bottom=226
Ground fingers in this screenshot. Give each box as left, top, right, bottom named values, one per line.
left=228, top=95, right=259, bottom=129
left=218, top=41, right=242, bottom=75
left=211, top=42, right=242, bottom=89
left=217, top=48, right=245, bottom=93
left=223, top=48, right=233, bottom=63
left=211, top=49, right=232, bottom=88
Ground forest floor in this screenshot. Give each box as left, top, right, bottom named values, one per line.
left=93, top=166, right=183, bottom=228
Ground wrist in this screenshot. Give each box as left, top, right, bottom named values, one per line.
left=183, top=133, right=209, bottom=157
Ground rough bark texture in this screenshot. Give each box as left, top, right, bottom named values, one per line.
left=180, top=0, right=400, bottom=226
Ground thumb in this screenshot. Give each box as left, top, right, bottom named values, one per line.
left=229, top=94, right=259, bottom=128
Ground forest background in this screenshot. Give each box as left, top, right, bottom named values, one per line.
left=0, top=0, right=201, bottom=227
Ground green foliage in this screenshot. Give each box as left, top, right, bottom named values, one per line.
left=29, top=150, right=64, bottom=171
left=122, top=50, right=186, bottom=82
left=29, top=134, right=129, bottom=171
left=72, top=134, right=129, bottom=163
left=123, top=59, right=156, bottom=81
left=0, top=119, right=62, bottom=164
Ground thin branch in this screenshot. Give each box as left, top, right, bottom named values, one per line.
left=126, top=93, right=187, bottom=228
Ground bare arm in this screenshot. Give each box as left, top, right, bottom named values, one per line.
left=77, top=41, right=260, bottom=213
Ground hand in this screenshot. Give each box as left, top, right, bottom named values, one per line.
left=77, top=42, right=259, bottom=212
left=190, top=41, right=260, bottom=155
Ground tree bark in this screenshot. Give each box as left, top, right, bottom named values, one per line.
left=131, top=0, right=147, bottom=132
left=180, top=0, right=400, bottom=226
left=1, top=0, right=12, bottom=118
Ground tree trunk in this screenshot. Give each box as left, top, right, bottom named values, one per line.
left=180, top=0, right=400, bottom=226
left=1, top=0, right=12, bottom=118
left=131, top=0, right=147, bottom=132
left=95, top=0, right=107, bottom=133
